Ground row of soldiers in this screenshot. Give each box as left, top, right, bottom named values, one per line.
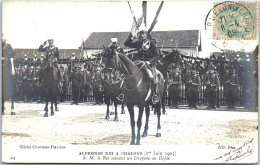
left=14, top=60, right=95, bottom=104
left=166, top=56, right=255, bottom=110
left=13, top=53, right=255, bottom=110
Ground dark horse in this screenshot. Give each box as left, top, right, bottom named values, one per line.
left=41, top=53, right=59, bottom=117
left=117, top=53, right=164, bottom=145
left=2, top=44, right=17, bottom=115
left=156, top=49, right=182, bottom=114
left=101, top=47, right=125, bottom=121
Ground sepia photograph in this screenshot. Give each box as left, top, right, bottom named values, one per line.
left=1, top=0, right=258, bottom=163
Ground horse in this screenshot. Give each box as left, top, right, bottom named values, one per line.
left=2, top=46, right=17, bottom=115
left=101, top=47, right=125, bottom=121
left=156, top=49, right=182, bottom=114
left=41, top=53, right=59, bottom=117
left=117, top=53, right=164, bottom=145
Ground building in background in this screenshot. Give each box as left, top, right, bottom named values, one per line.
left=83, top=30, right=201, bottom=58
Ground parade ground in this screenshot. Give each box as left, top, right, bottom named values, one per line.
left=2, top=101, right=258, bottom=146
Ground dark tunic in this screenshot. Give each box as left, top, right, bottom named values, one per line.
left=124, top=33, right=160, bottom=64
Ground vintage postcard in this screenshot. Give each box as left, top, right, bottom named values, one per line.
left=1, top=0, right=258, bottom=163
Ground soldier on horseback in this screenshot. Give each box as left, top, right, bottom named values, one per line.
left=37, top=39, right=62, bottom=88
left=108, top=38, right=124, bottom=56
left=118, top=1, right=164, bottom=104
left=123, top=30, right=161, bottom=103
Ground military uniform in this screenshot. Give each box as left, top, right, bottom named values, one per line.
left=224, top=68, right=239, bottom=110
left=124, top=31, right=161, bottom=103
left=23, top=66, right=33, bottom=102
left=38, top=39, right=61, bottom=86
left=91, top=62, right=104, bottom=104
left=108, top=39, right=124, bottom=56
left=61, top=69, right=69, bottom=102
left=187, top=69, right=201, bottom=109
left=204, top=69, right=219, bottom=109
left=167, top=64, right=181, bottom=108
left=71, top=67, right=81, bottom=105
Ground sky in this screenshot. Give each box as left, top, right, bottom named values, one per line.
left=2, top=0, right=258, bottom=57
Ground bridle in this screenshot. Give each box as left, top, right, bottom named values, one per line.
left=101, top=49, right=146, bottom=92
left=120, top=61, right=146, bottom=91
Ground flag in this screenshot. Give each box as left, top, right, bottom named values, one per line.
left=131, top=16, right=143, bottom=38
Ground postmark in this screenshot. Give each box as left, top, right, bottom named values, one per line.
left=213, top=1, right=257, bottom=40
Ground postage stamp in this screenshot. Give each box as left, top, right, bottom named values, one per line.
left=213, top=1, right=258, bottom=40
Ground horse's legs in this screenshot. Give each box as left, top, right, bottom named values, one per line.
left=11, top=98, right=15, bottom=115
left=156, top=103, right=162, bottom=137
left=44, top=98, right=48, bottom=117
left=162, top=91, right=167, bottom=114
left=51, top=100, right=54, bottom=116
left=121, top=103, right=125, bottom=114
left=142, top=104, right=150, bottom=137
left=105, top=103, right=110, bottom=119
left=114, top=102, right=119, bottom=121
left=136, top=106, right=144, bottom=145
left=127, top=104, right=135, bottom=145
left=55, top=99, right=59, bottom=111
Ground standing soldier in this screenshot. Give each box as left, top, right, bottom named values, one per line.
left=33, top=54, right=38, bottom=64
left=23, top=65, right=33, bottom=102
left=59, top=66, right=65, bottom=102
left=79, top=67, right=87, bottom=102
left=224, top=67, right=239, bottom=110
left=204, top=69, right=220, bottom=109
left=69, top=53, right=77, bottom=73
left=23, top=54, right=28, bottom=64
left=187, top=66, right=201, bottom=109
left=40, top=54, right=45, bottom=65
left=167, top=63, right=182, bottom=108
left=71, top=66, right=80, bottom=105
left=85, top=66, right=92, bottom=102
left=123, top=29, right=161, bottom=103
left=91, top=61, right=104, bottom=104
left=37, top=39, right=62, bottom=88
left=62, top=68, right=70, bottom=101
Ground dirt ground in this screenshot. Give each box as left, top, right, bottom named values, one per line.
left=1, top=101, right=258, bottom=146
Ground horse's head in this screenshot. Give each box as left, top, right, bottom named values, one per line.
left=46, top=52, right=55, bottom=68
left=159, top=49, right=182, bottom=66
left=100, top=47, right=127, bottom=82
left=101, top=45, right=112, bottom=59
left=101, top=46, right=120, bottom=69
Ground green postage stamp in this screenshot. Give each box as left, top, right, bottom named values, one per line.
left=213, top=1, right=257, bottom=40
